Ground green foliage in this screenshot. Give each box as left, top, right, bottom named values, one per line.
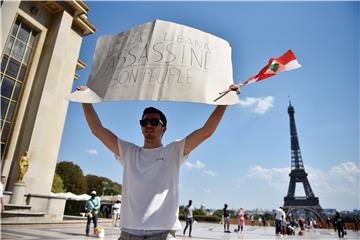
left=55, top=162, right=87, bottom=194
left=51, top=173, right=65, bottom=193
left=212, top=209, right=223, bottom=218
left=86, top=175, right=103, bottom=195
left=262, top=212, right=275, bottom=221
left=100, top=176, right=122, bottom=195
left=195, top=215, right=221, bottom=223
left=179, top=205, right=185, bottom=216
left=53, top=162, right=122, bottom=196
left=193, top=208, right=206, bottom=216
left=85, top=175, right=122, bottom=195
left=212, top=209, right=236, bottom=218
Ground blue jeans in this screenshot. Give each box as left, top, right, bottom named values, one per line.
left=183, top=217, right=193, bottom=236
left=86, top=213, right=98, bottom=235
left=275, top=219, right=282, bottom=235
left=337, top=225, right=345, bottom=238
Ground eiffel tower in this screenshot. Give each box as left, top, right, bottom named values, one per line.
left=283, top=101, right=328, bottom=222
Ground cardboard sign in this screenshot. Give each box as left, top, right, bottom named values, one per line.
left=68, top=20, right=239, bottom=105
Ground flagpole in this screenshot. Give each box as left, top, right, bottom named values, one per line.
left=213, top=83, right=244, bottom=102
left=213, top=50, right=300, bottom=102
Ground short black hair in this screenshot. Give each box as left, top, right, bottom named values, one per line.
left=142, top=107, right=167, bottom=127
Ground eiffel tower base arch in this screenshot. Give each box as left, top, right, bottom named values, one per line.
left=283, top=197, right=328, bottom=223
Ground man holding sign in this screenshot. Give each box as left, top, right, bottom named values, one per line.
left=78, top=84, right=239, bottom=239
left=72, top=20, right=243, bottom=239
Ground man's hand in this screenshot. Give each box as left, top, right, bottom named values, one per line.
left=76, top=85, right=88, bottom=91
left=214, top=84, right=241, bottom=102
left=229, top=84, right=241, bottom=95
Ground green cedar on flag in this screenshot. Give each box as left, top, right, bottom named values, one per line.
left=241, top=50, right=301, bottom=86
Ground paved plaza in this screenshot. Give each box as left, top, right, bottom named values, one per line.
left=1, top=221, right=360, bottom=240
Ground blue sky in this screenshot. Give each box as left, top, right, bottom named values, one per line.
left=59, top=1, right=359, bottom=211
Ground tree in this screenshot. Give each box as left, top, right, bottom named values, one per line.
left=85, top=175, right=122, bottom=196
left=51, top=173, right=65, bottom=193
left=193, top=208, right=206, bottom=216
left=86, top=175, right=104, bottom=195
left=55, top=161, right=87, bottom=194
left=100, top=176, right=122, bottom=195
left=213, top=209, right=236, bottom=218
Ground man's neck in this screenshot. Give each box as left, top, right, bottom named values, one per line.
left=143, top=139, right=163, bottom=149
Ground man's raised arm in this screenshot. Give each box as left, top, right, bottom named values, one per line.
left=78, top=86, right=119, bottom=156
left=184, top=105, right=227, bottom=156
left=183, top=84, right=240, bottom=156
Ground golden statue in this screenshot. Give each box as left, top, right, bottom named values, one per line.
left=18, top=151, right=29, bottom=182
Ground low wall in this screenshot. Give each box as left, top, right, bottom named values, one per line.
left=1, top=192, right=67, bottom=224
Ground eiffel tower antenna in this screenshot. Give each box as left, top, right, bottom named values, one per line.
left=283, top=101, right=328, bottom=222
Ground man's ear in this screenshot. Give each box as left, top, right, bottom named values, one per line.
left=162, top=127, right=167, bottom=133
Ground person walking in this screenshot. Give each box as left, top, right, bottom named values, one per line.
left=112, top=200, right=121, bottom=227
left=334, top=211, right=345, bottom=238
left=274, top=206, right=286, bottom=236
left=78, top=84, right=241, bottom=240
left=84, top=190, right=101, bottom=237
left=0, top=176, right=6, bottom=213
left=183, top=200, right=194, bottom=237
left=236, top=208, right=245, bottom=233
left=223, top=204, right=231, bottom=233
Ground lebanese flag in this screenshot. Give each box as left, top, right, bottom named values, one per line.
left=241, top=50, right=301, bottom=86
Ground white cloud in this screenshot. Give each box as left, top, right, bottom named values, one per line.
left=185, top=160, right=206, bottom=170
left=238, top=96, right=274, bottom=114
left=185, top=160, right=217, bottom=177
left=203, top=169, right=217, bottom=177
left=247, top=165, right=289, bottom=182
left=85, top=149, right=98, bottom=155
left=330, top=161, right=360, bottom=185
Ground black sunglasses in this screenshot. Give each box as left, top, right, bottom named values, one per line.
left=139, top=118, right=164, bottom=127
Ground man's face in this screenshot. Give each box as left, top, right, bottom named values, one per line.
left=141, top=113, right=166, bottom=140
left=1, top=177, right=6, bottom=184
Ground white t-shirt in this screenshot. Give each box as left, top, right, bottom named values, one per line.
left=0, top=182, right=3, bottom=197
left=185, top=205, right=193, bottom=218
left=113, top=203, right=121, bottom=214
left=115, top=138, right=188, bottom=230
left=275, top=208, right=286, bottom=220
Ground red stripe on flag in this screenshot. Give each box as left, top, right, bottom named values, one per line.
left=241, top=50, right=298, bottom=86
left=275, top=50, right=296, bottom=65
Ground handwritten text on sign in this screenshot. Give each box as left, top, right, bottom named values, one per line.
left=68, top=20, right=239, bottom=105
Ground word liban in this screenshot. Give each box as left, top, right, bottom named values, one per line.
left=68, top=20, right=239, bottom=105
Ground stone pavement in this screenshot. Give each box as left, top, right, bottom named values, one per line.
left=1, top=221, right=360, bottom=240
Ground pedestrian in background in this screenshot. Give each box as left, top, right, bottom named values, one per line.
left=274, top=206, right=285, bottom=237
left=236, top=208, right=245, bottom=233
left=183, top=200, right=194, bottom=237
left=0, top=176, right=6, bottom=213
left=84, top=190, right=101, bottom=237
left=112, top=200, right=121, bottom=227
left=334, top=211, right=345, bottom=238
left=223, top=204, right=231, bottom=233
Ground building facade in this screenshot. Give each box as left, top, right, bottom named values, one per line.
left=0, top=0, right=95, bottom=222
